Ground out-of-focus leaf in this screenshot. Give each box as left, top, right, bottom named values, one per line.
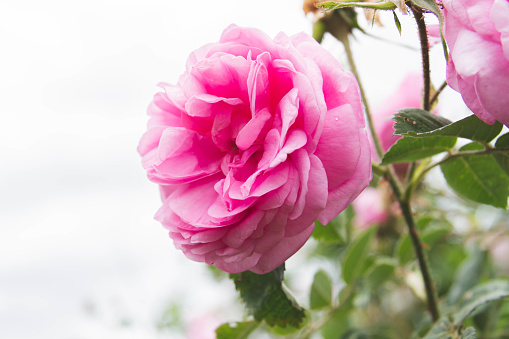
left=460, top=327, right=477, bottom=339
left=342, top=227, right=376, bottom=285
left=318, top=1, right=397, bottom=11
left=365, top=257, right=397, bottom=290
left=494, top=133, right=509, bottom=176
left=396, top=233, right=413, bottom=265
left=381, top=136, right=456, bottom=165
left=313, top=205, right=354, bottom=244
left=216, top=321, right=258, bottom=339
left=341, top=329, right=370, bottom=339
left=422, top=317, right=454, bottom=339
left=421, top=227, right=450, bottom=248
left=229, top=264, right=305, bottom=328
left=310, top=270, right=333, bottom=310
left=447, top=249, right=488, bottom=306
left=440, top=143, right=509, bottom=208
left=394, top=111, right=502, bottom=143
left=321, top=307, right=351, bottom=339
left=453, top=280, right=509, bottom=327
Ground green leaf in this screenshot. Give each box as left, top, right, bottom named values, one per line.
left=494, top=133, right=509, bottom=176
left=393, top=109, right=452, bottom=135
left=381, top=136, right=456, bottom=165
left=453, top=280, right=509, bottom=327
left=393, top=11, right=401, bottom=35
left=447, top=249, right=488, bottom=306
left=421, top=226, right=450, bottom=248
left=313, top=205, right=354, bottom=244
left=341, top=329, right=370, bottom=339
left=394, top=111, right=503, bottom=143
left=318, top=1, right=397, bottom=11
left=422, top=317, right=454, bottom=339
left=396, top=233, right=414, bottom=265
left=216, top=321, right=258, bottom=339
left=321, top=307, right=351, bottom=339
left=365, top=257, right=397, bottom=290
left=440, top=143, right=509, bottom=208
left=460, top=327, right=477, bottom=339
left=342, top=227, right=376, bottom=285
left=310, top=270, right=333, bottom=310
left=229, top=264, right=306, bottom=328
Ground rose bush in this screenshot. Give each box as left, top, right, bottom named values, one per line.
left=443, top=0, right=509, bottom=127
left=138, top=25, right=371, bottom=274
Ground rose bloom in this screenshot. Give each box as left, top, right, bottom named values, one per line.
left=443, top=0, right=509, bottom=127
left=352, top=187, right=387, bottom=229
left=138, top=25, right=371, bottom=274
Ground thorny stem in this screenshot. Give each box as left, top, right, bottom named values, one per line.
left=399, top=200, right=440, bottom=321
left=410, top=4, right=431, bottom=111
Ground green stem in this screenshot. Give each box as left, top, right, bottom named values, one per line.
left=372, top=162, right=386, bottom=176
left=410, top=4, right=431, bottom=111
left=409, top=148, right=509, bottom=192
left=327, top=10, right=441, bottom=322
left=429, top=80, right=448, bottom=108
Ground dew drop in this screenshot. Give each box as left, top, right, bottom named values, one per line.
left=334, top=116, right=339, bottom=121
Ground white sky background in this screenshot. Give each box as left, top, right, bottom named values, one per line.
left=0, top=1, right=469, bottom=338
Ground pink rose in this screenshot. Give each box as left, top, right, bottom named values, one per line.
left=370, top=73, right=427, bottom=176
left=352, top=187, right=387, bottom=229
left=138, top=25, right=371, bottom=274
left=443, top=0, right=509, bottom=127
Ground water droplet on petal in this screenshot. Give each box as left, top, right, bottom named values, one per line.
left=334, top=116, right=339, bottom=121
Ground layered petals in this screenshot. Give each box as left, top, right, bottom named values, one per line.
left=138, top=25, right=371, bottom=273
left=443, top=0, right=509, bottom=127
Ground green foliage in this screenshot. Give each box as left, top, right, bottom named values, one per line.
left=342, top=227, right=376, bottom=285
left=460, top=327, right=477, bottom=339
left=453, top=280, right=509, bottom=327
left=365, top=257, right=397, bottom=290
left=313, top=205, right=354, bottom=244
left=421, top=317, right=455, bottom=339
left=494, top=133, right=509, bottom=176
left=393, top=111, right=502, bottom=144
left=310, top=270, right=333, bottom=309
left=393, top=109, right=452, bottom=135
left=318, top=1, right=397, bottom=11
left=381, top=136, right=456, bottom=165
left=215, top=321, right=258, bottom=339
left=447, top=249, right=488, bottom=306
left=440, top=143, right=509, bottom=208
left=229, top=264, right=306, bottom=329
